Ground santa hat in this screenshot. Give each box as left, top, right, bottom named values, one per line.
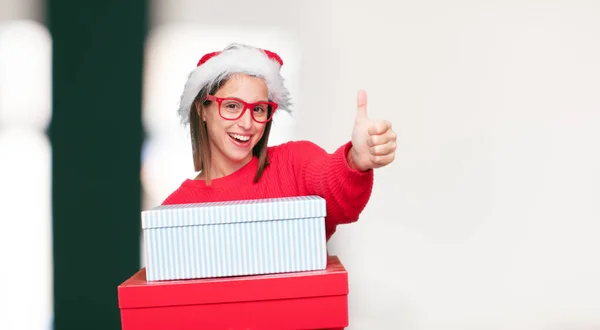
left=177, top=43, right=292, bottom=125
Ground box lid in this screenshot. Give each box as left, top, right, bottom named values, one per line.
left=117, top=256, right=347, bottom=309
left=141, top=195, right=326, bottom=229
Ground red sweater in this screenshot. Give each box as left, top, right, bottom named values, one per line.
left=162, top=140, right=374, bottom=241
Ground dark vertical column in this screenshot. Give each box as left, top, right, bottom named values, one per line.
left=47, top=0, right=147, bottom=329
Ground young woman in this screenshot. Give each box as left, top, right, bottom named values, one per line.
left=162, top=43, right=397, bottom=242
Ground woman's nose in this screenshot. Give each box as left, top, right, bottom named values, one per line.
left=237, top=107, right=253, bottom=128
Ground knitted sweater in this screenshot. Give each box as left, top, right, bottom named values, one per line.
left=162, top=140, right=374, bottom=241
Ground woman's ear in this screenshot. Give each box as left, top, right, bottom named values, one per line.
left=195, top=100, right=206, bottom=122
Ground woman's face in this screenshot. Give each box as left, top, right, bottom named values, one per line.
left=199, top=74, right=269, bottom=172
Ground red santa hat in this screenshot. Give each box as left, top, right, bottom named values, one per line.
left=177, top=43, right=292, bottom=125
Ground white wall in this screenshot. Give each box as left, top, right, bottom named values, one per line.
left=0, top=0, right=41, bottom=21
left=151, top=1, right=600, bottom=329
left=323, top=2, right=600, bottom=330
left=0, top=8, right=53, bottom=330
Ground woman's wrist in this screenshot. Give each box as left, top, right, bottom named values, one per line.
left=347, top=147, right=365, bottom=172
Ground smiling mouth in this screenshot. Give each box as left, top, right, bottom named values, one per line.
left=228, top=133, right=251, bottom=143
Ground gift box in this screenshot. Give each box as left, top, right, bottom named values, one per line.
left=141, top=196, right=328, bottom=281
left=118, top=255, right=349, bottom=330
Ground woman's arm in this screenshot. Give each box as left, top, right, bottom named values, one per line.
left=287, top=140, right=374, bottom=240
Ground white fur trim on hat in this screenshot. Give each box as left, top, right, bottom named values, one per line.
left=177, top=43, right=292, bottom=125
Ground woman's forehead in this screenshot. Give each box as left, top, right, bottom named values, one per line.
left=215, top=74, right=269, bottom=101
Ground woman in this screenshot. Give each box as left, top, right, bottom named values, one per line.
left=162, top=43, right=397, bottom=242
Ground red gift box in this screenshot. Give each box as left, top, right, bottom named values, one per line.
left=118, top=255, right=349, bottom=330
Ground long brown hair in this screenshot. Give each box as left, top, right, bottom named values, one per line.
left=189, top=74, right=273, bottom=186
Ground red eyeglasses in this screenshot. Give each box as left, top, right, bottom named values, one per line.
left=206, top=95, right=278, bottom=123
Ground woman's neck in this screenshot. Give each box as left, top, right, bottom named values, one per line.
left=196, top=154, right=253, bottom=181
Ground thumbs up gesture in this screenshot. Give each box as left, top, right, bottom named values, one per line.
left=349, top=90, right=397, bottom=172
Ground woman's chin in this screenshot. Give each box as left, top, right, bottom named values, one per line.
left=224, top=149, right=254, bottom=164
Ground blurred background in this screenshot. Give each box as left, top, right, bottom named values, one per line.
left=1, top=0, right=600, bottom=329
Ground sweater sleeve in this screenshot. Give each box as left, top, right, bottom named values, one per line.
left=289, top=140, right=374, bottom=239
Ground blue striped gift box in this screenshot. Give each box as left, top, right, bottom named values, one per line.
left=141, top=196, right=327, bottom=281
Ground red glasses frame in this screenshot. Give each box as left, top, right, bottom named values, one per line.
left=206, top=95, right=278, bottom=123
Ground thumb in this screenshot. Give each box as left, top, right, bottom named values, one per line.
left=356, top=89, right=368, bottom=121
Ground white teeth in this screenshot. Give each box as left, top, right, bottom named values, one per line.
left=229, top=133, right=250, bottom=142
